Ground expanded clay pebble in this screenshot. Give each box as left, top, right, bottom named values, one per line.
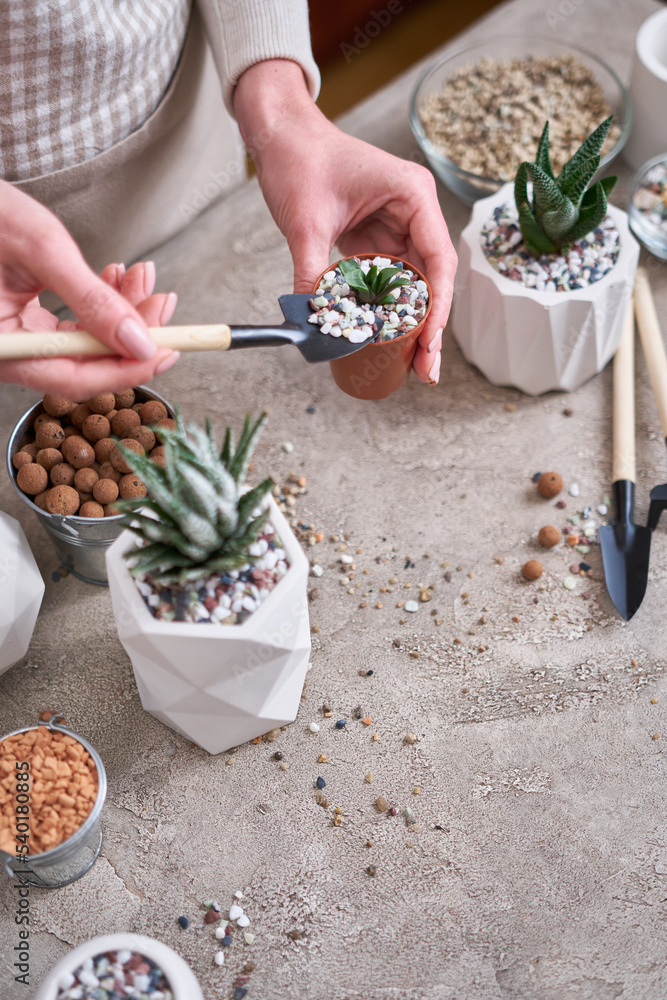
left=81, top=413, right=111, bottom=442
left=36, top=448, right=64, bottom=472
left=538, top=525, right=561, bottom=548
left=87, top=392, right=116, bottom=414
left=537, top=472, right=563, bottom=498
left=45, top=485, right=80, bottom=515
left=35, top=421, right=65, bottom=450
left=522, top=559, right=544, bottom=580
left=12, top=451, right=33, bottom=470
left=93, top=478, right=119, bottom=505
left=111, top=438, right=144, bottom=474
left=0, top=725, right=98, bottom=856
left=42, top=394, right=75, bottom=418
left=55, top=950, right=172, bottom=999
left=79, top=501, right=105, bottom=518
left=134, top=425, right=156, bottom=452
left=98, top=461, right=122, bottom=483
left=115, top=387, right=136, bottom=409
left=16, top=463, right=48, bottom=495
left=139, top=400, right=168, bottom=425
left=112, top=408, right=141, bottom=438
left=74, top=467, right=99, bottom=493
left=62, top=435, right=94, bottom=469
left=119, top=473, right=147, bottom=500
left=94, top=437, right=117, bottom=463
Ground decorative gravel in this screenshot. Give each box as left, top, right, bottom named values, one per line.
left=56, top=950, right=172, bottom=999
left=308, top=257, right=429, bottom=343
left=420, top=56, right=620, bottom=181
left=481, top=202, right=621, bottom=292
left=630, top=160, right=667, bottom=257
left=133, top=522, right=289, bottom=625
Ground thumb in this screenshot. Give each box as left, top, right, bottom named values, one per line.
left=27, top=232, right=157, bottom=361
left=290, top=234, right=332, bottom=295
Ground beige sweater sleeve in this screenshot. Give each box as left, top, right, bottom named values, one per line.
left=196, top=0, right=321, bottom=115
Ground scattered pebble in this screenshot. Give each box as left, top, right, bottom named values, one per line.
left=316, top=776, right=326, bottom=789
left=563, top=575, right=578, bottom=590
left=177, top=915, right=189, bottom=930
left=335, top=719, right=347, bottom=729
left=404, top=600, right=419, bottom=613
left=55, top=951, right=172, bottom=999
left=214, top=951, right=225, bottom=966
left=309, top=722, right=320, bottom=733
left=404, top=733, right=418, bottom=744
left=375, top=796, right=389, bottom=812
left=282, top=442, right=294, bottom=453
left=569, top=482, right=581, bottom=497
left=229, top=904, right=243, bottom=921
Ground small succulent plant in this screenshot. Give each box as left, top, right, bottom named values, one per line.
left=116, top=410, right=274, bottom=585
left=337, top=257, right=411, bottom=305
left=514, top=116, right=617, bottom=257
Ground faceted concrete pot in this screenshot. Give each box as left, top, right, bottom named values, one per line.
left=105, top=498, right=311, bottom=754
left=0, top=511, right=45, bottom=678
left=452, top=183, right=640, bottom=395
left=34, top=933, right=203, bottom=1000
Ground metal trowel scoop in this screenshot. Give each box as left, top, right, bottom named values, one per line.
left=0, top=295, right=369, bottom=365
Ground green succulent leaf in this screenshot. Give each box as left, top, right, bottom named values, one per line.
left=557, top=115, right=613, bottom=190
left=559, top=154, right=600, bottom=207
left=534, top=121, right=555, bottom=180
left=540, top=197, right=578, bottom=242
left=563, top=180, right=608, bottom=243
left=517, top=201, right=558, bottom=256
left=514, top=161, right=530, bottom=217
left=526, top=162, right=565, bottom=217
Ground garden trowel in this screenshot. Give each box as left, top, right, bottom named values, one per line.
left=0, top=295, right=369, bottom=366
left=634, top=267, right=667, bottom=531
left=600, top=300, right=652, bottom=621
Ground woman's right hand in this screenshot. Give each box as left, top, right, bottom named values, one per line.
left=0, top=180, right=179, bottom=398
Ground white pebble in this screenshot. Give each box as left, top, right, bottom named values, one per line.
left=58, top=973, right=76, bottom=990
left=133, top=974, right=150, bottom=992
left=214, top=951, right=226, bottom=966
left=235, top=890, right=244, bottom=899
left=324, top=270, right=336, bottom=281
left=569, top=483, right=580, bottom=497
left=282, top=441, right=294, bottom=453
left=229, top=904, right=244, bottom=920
left=244, top=933, right=255, bottom=945
left=311, top=564, right=323, bottom=577
left=309, top=722, right=320, bottom=733
left=237, top=914, right=250, bottom=927
left=404, top=600, right=419, bottom=613
left=340, top=554, right=354, bottom=565
left=597, top=504, right=608, bottom=515
left=116, top=952, right=132, bottom=966
left=215, top=926, right=226, bottom=939
left=78, top=971, right=99, bottom=988
left=563, top=576, right=578, bottom=590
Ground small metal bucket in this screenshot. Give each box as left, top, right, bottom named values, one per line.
left=0, top=715, right=107, bottom=888
left=6, top=385, right=173, bottom=586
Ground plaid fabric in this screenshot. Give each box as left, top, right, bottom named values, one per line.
left=0, top=0, right=191, bottom=182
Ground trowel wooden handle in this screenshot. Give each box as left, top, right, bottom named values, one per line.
left=0, top=325, right=232, bottom=360
left=634, top=267, right=667, bottom=439
left=612, top=300, right=636, bottom=484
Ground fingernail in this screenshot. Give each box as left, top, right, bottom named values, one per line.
left=117, top=317, right=156, bottom=360
left=118, top=263, right=126, bottom=276
left=160, top=292, right=178, bottom=325
left=143, top=261, right=156, bottom=297
left=428, top=352, right=441, bottom=385
left=427, top=327, right=443, bottom=353
left=156, top=351, right=180, bottom=375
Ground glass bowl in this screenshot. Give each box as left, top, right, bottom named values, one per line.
left=410, top=36, right=632, bottom=206
left=628, top=152, right=667, bottom=260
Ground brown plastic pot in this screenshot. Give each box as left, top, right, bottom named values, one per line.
left=314, top=253, right=432, bottom=401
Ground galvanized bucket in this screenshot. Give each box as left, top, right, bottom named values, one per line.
left=6, top=385, right=173, bottom=586
left=0, top=714, right=107, bottom=888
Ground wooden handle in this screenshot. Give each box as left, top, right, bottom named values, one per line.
left=0, top=325, right=232, bottom=360
left=634, top=267, right=667, bottom=439
left=613, top=300, right=636, bottom=483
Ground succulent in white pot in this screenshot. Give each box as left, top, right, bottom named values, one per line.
left=452, top=116, right=640, bottom=394
left=105, top=411, right=310, bottom=754
left=0, top=511, right=44, bottom=678
left=34, top=932, right=203, bottom=999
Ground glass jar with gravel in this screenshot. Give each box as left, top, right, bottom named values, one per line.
left=410, top=37, right=630, bottom=205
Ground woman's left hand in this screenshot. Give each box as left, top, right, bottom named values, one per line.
left=234, top=60, right=457, bottom=385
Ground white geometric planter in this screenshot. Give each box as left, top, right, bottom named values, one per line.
left=105, top=498, right=311, bottom=754
left=452, top=183, right=640, bottom=395
left=34, top=933, right=203, bottom=1000
left=0, top=511, right=45, bottom=678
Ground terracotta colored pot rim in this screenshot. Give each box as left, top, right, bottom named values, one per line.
left=312, top=252, right=433, bottom=346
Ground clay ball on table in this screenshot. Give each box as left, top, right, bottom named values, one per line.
left=74, top=467, right=99, bottom=493
left=45, top=485, right=80, bottom=515
left=62, top=435, right=95, bottom=470
left=69, top=403, right=91, bottom=428
left=97, top=461, right=122, bottom=484
left=111, top=439, right=144, bottom=474
left=537, top=472, right=563, bottom=499
left=133, top=425, right=156, bottom=452
left=522, top=560, right=544, bottom=581
left=79, top=501, right=105, bottom=518
left=114, top=388, right=135, bottom=409
left=17, top=463, right=48, bottom=495
left=119, top=474, right=147, bottom=500
left=538, top=525, right=561, bottom=548
left=93, top=478, right=119, bottom=505
left=42, top=394, right=76, bottom=418
left=82, top=413, right=111, bottom=443
left=111, top=408, right=141, bottom=438
left=35, top=422, right=65, bottom=450
left=36, top=448, right=64, bottom=473
left=139, top=400, right=168, bottom=426
left=51, top=463, right=76, bottom=487
left=86, top=393, right=116, bottom=415
left=12, top=451, right=33, bottom=471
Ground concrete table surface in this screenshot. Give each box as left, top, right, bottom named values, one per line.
left=2, top=1, right=666, bottom=997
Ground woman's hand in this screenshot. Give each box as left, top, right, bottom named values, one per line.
left=234, top=60, right=457, bottom=385
left=0, top=180, right=179, bottom=398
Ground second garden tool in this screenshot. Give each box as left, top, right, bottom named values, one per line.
left=634, top=267, right=667, bottom=530
left=599, top=301, right=652, bottom=621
